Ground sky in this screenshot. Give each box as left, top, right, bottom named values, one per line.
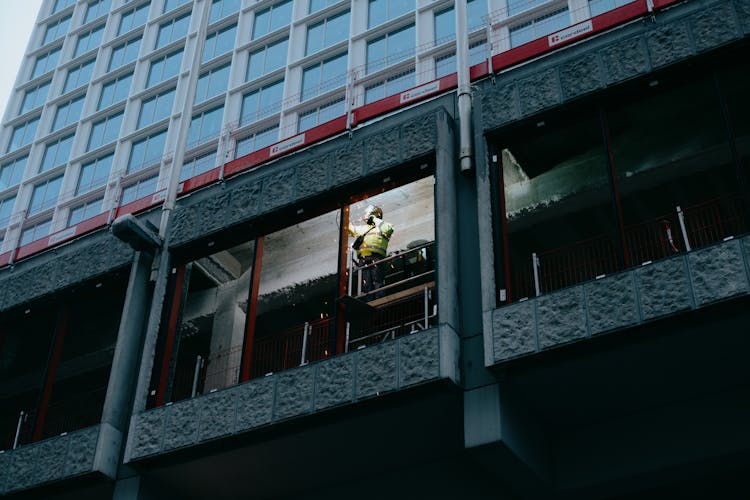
left=0, top=0, right=45, bottom=120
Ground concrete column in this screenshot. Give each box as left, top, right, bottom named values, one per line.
left=94, top=251, right=153, bottom=478
left=435, top=109, right=460, bottom=333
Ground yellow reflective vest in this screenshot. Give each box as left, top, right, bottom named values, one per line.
left=348, top=217, right=394, bottom=258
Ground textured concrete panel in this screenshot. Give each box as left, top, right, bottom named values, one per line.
left=646, top=22, right=692, bottom=68
left=64, top=426, right=98, bottom=476
left=480, top=82, right=519, bottom=130
left=275, top=366, right=314, bottom=420
left=399, top=330, right=439, bottom=387
left=586, top=273, right=639, bottom=335
left=401, top=115, right=437, bottom=161
left=519, top=69, right=561, bottom=116
left=356, top=342, right=397, bottom=398
left=296, top=155, right=330, bottom=198
left=128, top=408, right=166, bottom=459
left=199, top=390, right=236, bottom=441
left=164, top=399, right=201, bottom=451
left=331, top=143, right=364, bottom=185
left=637, top=258, right=692, bottom=320
left=35, top=436, right=68, bottom=484
left=366, top=127, right=401, bottom=172
left=601, top=37, right=649, bottom=84
left=260, top=168, right=295, bottom=212
left=8, top=444, right=37, bottom=491
left=235, top=377, right=275, bottom=431
left=538, top=287, right=587, bottom=349
left=0, top=450, right=8, bottom=495
left=227, top=181, right=261, bottom=224
left=54, top=237, right=132, bottom=291
left=737, top=0, right=750, bottom=34
left=315, top=355, right=354, bottom=410
left=690, top=2, right=739, bottom=52
left=0, top=260, right=59, bottom=311
left=743, top=236, right=750, bottom=272
left=492, top=301, right=537, bottom=363
left=688, top=241, right=749, bottom=306
left=170, top=189, right=232, bottom=246
left=560, top=53, right=603, bottom=99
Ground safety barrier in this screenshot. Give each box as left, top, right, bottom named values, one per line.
left=251, top=318, right=333, bottom=379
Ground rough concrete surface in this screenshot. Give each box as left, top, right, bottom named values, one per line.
left=315, top=355, right=355, bottom=411
left=399, top=330, right=439, bottom=387
left=235, top=377, right=275, bottom=431
left=560, top=53, right=603, bottom=100
left=646, top=21, right=692, bottom=68
left=163, top=398, right=202, bottom=451
left=274, top=365, right=314, bottom=420
left=688, top=241, right=749, bottom=305
left=586, top=273, right=639, bottom=335
left=519, top=69, right=561, bottom=116
left=199, top=390, right=236, bottom=441
left=356, top=342, right=398, bottom=398
left=537, top=287, right=587, bottom=349
left=690, top=2, right=740, bottom=52
left=492, top=300, right=537, bottom=363
left=637, top=257, right=692, bottom=320
left=600, top=37, right=649, bottom=84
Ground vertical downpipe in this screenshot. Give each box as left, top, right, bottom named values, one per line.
left=456, top=0, right=473, bottom=173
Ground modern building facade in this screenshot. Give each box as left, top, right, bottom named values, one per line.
left=1, top=0, right=749, bottom=498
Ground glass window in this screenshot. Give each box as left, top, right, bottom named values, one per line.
left=29, top=175, right=64, bottom=215
left=434, top=7, right=455, bottom=43
left=368, top=0, right=413, bottom=29
left=298, top=98, right=344, bottom=132
left=77, top=153, right=113, bottom=194
left=202, top=24, right=237, bottom=63
left=32, top=47, right=61, bottom=79
left=181, top=150, right=217, bottom=181
left=52, top=95, right=85, bottom=131
left=241, top=80, right=284, bottom=125
left=163, top=0, right=191, bottom=13
left=99, top=72, right=133, bottom=110
left=52, top=0, right=76, bottom=13
left=435, top=42, right=486, bottom=79
left=156, top=12, right=191, bottom=48
left=20, top=218, right=52, bottom=246
left=0, top=157, right=27, bottom=190
left=68, top=197, right=104, bottom=226
left=589, top=0, right=637, bottom=17
left=20, top=81, right=51, bottom=114
left=138, top=88, right=176, bottom=129
left=43, top=14, right=72, bottom=45
left=364, top=69, right=414, bottom=104
left=74, top=24, right=105, bottom=58
left=0, top=196, right=16, bottom=229
left=64, top=58, right=95, bottom=94
left=308, top=0, right=338, bottom=14
left=195, top=63, right=231, bottom=103
left=366, top=24, right=414, bottom=74
left=109, top=37, right=141, bottom=71
left=508, top=0, right=551, bottom=17
left=88, top=111, right=124, bottom=150
left=209, top=0, right=242, bottom=23
left=119, top=2, right=150, bottom=35
left=301, top=52, right=346, bottom=101
left=40, top=134, right=74, bottom=172
left=252, top=0, right=292, bottom=39
left=187, top=105, right=224, bottom=146
left=120, top=174, right=158, bottom=204
left=85, top=0, right=112, bottom=24
left=7, top=116, right=40, bottom=153
left=305, top=10, right=349, bottom=56
left=246, top=39, right=288, bottom=81
left=128, top=130, right=167, bottom=173
left=235, top=126, right=278, bottom=157
left=467, top=0, right=486, bottom=31
left=509, top=8, right=569, bottom=48
left=147, top=49, right=183, bottom=87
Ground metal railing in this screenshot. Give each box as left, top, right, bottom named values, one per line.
left=512, top=194, right=748, bottom=300
left=251, top=317, right=333, bottom=379
left=348, top=242, right=436, bottom=300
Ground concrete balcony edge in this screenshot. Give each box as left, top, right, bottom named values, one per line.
left=488, top=235, right=750, bottom=366
left=125, top=326, right=459, bottom=462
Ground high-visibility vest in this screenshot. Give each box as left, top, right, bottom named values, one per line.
left=350, top=218, right=394, bottom=257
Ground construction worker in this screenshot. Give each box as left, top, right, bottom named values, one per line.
left=348, top=204, right=394, bottom=294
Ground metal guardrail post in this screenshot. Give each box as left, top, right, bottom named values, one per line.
left=347, top=254, right=354, bottom=296
left=423, top=286, right=429, bottom=330
left=357, top=266, right=362, bottom=296
left=13, top=410, right=25, bottom=449
left=532, top=252, right=541, bottom=297
left=300, top=322, right=310, bottom=365
left=191, top=355, right=203, bottom=398
left=676, top=206, right=692, bottom=252
left=345, top=322, right=350, bottom=353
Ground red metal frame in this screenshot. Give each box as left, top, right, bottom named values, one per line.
left=0, top=0, right=691, bottom=271
left=155, top=266, right=185, bottom=407
left=601, top=110, right=630, bottom=268
left=240, top=237, right=264, bottom=382
left=32, top=305, right=69, bottom=442
left=335, top=205, right=350, bottom=354
left=496, top=157, right=513, bottom=302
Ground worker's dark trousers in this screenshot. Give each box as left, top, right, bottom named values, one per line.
left=358, top=255, right=384, bottom=294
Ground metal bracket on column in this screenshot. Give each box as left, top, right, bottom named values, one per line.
left=111, top=214, right=162, bottom=253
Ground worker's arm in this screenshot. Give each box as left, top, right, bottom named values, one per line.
left=347, top=222, right=359, bottom=237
